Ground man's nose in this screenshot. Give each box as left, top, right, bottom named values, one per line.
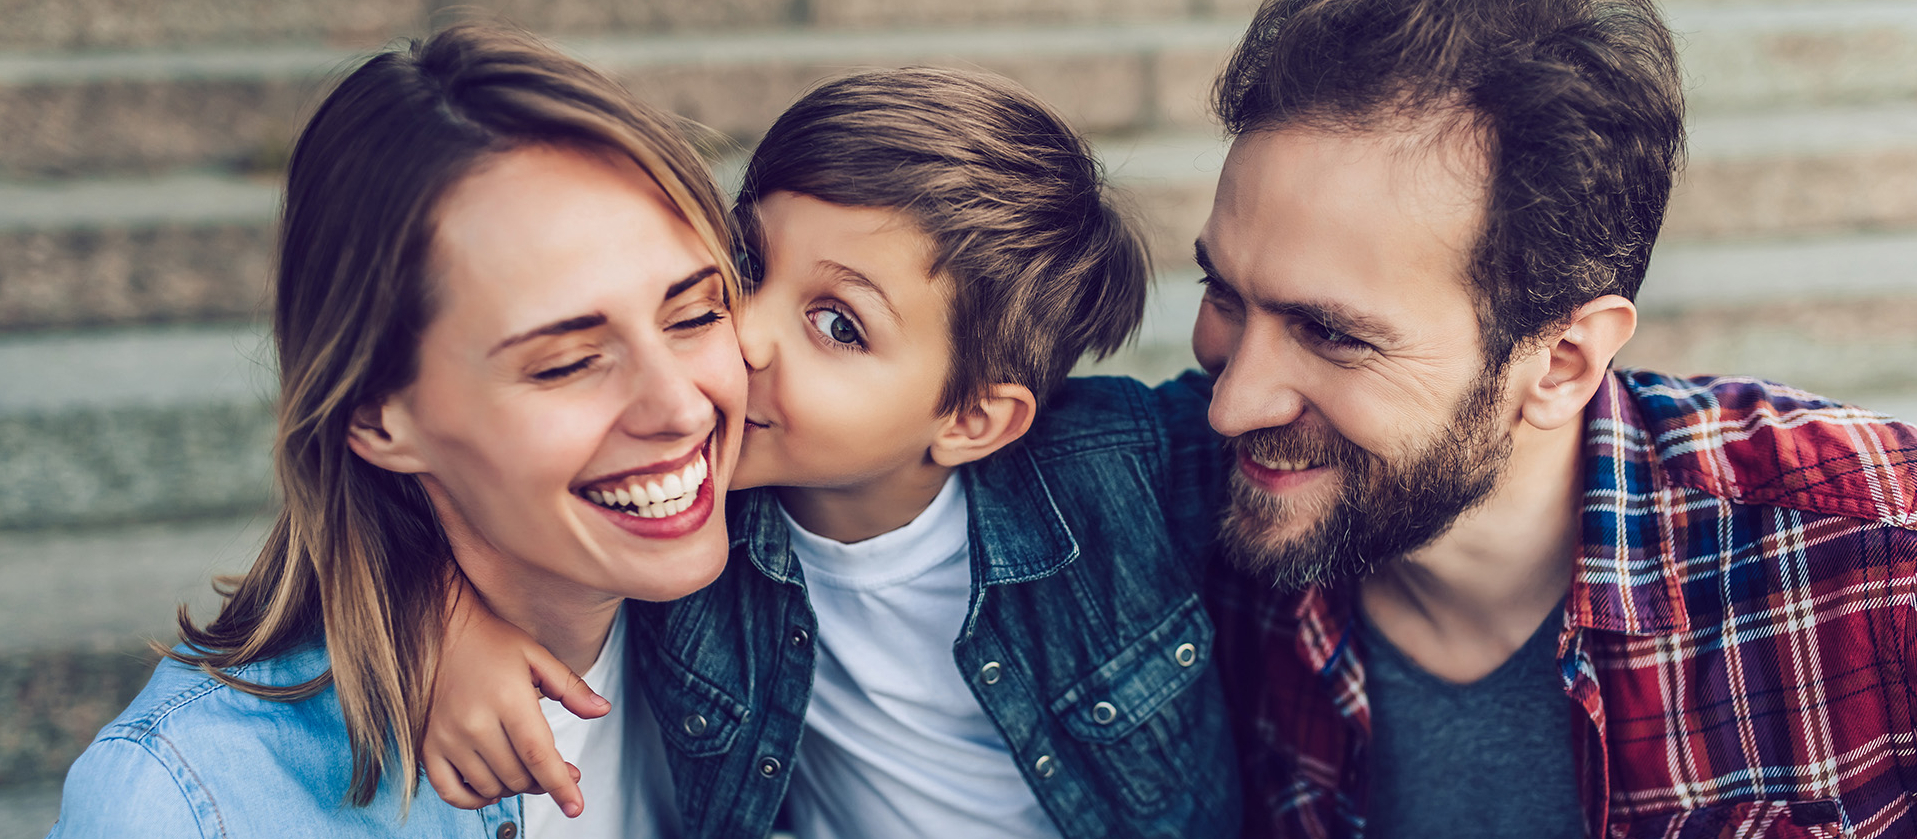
left=1207, top=327, right=1307, bottom=438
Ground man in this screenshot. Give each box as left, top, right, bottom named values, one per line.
left=1195, top=0, right=1917, bottom=837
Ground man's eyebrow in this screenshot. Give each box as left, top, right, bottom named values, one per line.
left=1192, top=238, right=1403, bottom=345
left=820, top=261, right=903, bottom=326
left=489, top=266, right=721, bottom=357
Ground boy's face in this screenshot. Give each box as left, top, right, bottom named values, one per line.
left=732, top=191, right=957, bottom=491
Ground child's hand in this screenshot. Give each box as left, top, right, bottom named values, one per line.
left=423, top=577, right=611, bottom=818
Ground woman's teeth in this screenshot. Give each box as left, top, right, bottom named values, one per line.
left=584, top=453, right=707, bottom=519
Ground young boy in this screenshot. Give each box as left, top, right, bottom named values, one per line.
left=427, top=68, right=1237, bottom=838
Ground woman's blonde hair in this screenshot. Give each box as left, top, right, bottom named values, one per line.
left=165, top=22, right=738, bottom=809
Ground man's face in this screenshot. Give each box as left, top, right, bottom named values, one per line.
left=1192, top=124, right=1516, bottom=588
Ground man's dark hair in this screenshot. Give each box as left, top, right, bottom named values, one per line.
left=736, top=67, right=1149, bottom=414
left=1214, top=0, right=1685, bottom=363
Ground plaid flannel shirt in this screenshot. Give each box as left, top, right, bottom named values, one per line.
left=1209, top=369, right=1917, bottom=839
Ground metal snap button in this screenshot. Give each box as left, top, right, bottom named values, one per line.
left=1174, top=642, right=1198, bottom=667
left=496, top=822, right=518, bottom=839
left=1091, top=701, right=1118, bottom=725
left=682, top=714, right=708, bottom=736
left=790, top=627, right=810, bottom=648
left=1034, top=754, right=1057, bottom=778
left=759, top=756, right=782, bottom=777
left=979, top=660, right=1003, bottom=685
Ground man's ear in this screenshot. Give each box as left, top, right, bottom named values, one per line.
left=345, top=397, right=431, bottom=474
left=929, top=383, right=1038, bottom=468
left=1515, top=294, right=1637, bottom=431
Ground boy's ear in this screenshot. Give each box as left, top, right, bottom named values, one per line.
left=929, top=383, right=1038, bottom=468
left=1515, top=294, right=1637, bottom=431
left=346, top=397, right=431, bottom=474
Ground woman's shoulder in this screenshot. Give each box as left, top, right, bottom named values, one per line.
left=50, top=644, right=348, bottom=836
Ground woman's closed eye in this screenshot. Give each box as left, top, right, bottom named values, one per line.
left=531, top=354, right=601, bottom=381
left=807, top=306, right=867, bottom=350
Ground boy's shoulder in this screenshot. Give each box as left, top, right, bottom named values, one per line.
left=1023, top=372, right=1215, bottom=458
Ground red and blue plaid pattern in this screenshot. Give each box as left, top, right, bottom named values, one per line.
left=1209, top=370, right=1917, bottom=838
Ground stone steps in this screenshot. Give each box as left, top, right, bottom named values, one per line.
left=4, top=1, right=1914, bottom=177
left=1, top=231, right=1908, bottom=532
left=10, top=97, right=1917, bottom=331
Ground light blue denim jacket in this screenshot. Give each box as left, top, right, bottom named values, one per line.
left=49, top=643, right=524, bottom=838
left=626, top=373, right=1240, bottom=838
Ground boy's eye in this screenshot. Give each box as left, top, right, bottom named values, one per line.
left=808, top=308, right=865, bottom=348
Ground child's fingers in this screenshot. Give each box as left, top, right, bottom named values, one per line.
left=424, top=754, right=494, bottom=810
left=452, top=747, right=514, bottom=802
left=502, top=703, right=586, bottom=817
left=526, top=647, right=609, bottom=721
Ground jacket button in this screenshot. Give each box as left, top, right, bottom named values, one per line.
left=496, top=822, right=518, bottom=839
left=682, top=714, right=708, bottom=736
left=1174, top=642, right=1198, bottom=667
left=759, top=756, right=783, bottom=777
left=790, top=627, right=810, bottom=648
left=1034, top=755, right=1057, bottom=778
left=1091, top=701, right=1118, bottom=725
left=979, top=661, right=1002, bottom=685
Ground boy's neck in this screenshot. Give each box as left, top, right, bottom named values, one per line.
left=778, top=462, right=956, bottom=543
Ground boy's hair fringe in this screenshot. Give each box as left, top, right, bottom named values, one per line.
left=735, top=67, right=1150, bottom=414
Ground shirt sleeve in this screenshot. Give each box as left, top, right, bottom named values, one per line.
left=47, top=736, right=211, bottom=839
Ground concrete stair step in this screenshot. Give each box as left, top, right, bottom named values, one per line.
left=3, top=232, right=1911, bottom=531
left=1083, top=232, right=1917, bottom=409
left=0, top=514, right=258, bottom=790
left=0, top=325, right=277, bottom=530
left=4, top=2, right=1914, bottom=177
left=10, top=99, right=1917, bottom=331
left=2, top=0, right=1257, bottom=52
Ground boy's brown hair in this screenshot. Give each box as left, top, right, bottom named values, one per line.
left=734, top=67, right=1149, bottom=414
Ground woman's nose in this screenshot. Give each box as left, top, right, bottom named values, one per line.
left=620, top=354, right=712, bottom=441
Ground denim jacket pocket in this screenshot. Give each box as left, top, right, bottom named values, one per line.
left=645, top=655, right=751, bottom=759
left=1611, top=798, right=1851, bottom=839
left=1049, top=594, right=1217, bottom=815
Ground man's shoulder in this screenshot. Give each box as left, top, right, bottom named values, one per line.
left=1617, top=369, right=1917, bottom=529
left=1025, top=372, right=1216, bottom=456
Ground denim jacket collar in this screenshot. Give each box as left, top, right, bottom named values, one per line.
left=727, top=446, right=1080, bottom=593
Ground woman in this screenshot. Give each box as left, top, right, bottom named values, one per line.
left=50, top=23, right=742, bottom=837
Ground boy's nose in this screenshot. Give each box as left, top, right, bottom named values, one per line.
left=736, top=302, right=775, bottom=372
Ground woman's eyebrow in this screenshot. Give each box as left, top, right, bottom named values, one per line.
left=487, top=266, right=721, bottom=357
left=664, top=266, right=722, bottom=301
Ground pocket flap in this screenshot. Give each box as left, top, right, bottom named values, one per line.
left=1049, top=594, right=1213, bottom=744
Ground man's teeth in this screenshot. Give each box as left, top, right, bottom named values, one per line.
left=1253, top=456, right=1317, bottom=471
left=584, top=453, right=708, bottom=519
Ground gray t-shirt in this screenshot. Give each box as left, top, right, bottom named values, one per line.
left=1358, top=602, right=1585, bottom=839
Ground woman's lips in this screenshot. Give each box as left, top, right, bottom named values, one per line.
left=581, top=440, right=717, bottom=539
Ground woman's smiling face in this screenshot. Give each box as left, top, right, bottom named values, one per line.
left=355, top=144, right=744, bottom=604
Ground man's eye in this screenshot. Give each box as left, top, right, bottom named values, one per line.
left=1301, top=321, right=1372, bottom=358
left=808, top=308, right=864, bottom=348
left=532, top=355, right=598, bottom=381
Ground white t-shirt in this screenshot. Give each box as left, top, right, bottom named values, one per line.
left=780, top=474, right=1060, bottom=839
left=522, top=607, right=681, bottom=838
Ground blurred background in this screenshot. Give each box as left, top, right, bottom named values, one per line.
left=1, top=0, right=1914, bottom=831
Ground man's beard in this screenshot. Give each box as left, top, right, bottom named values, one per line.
left=1218, top=372, right=1514, bottom=590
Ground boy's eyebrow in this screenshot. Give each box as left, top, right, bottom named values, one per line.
left=489, top=266, right=720, bottom=356
left=1192, top=239, right=1403, bottom=346
left=820, top=261, right=904, bottom=326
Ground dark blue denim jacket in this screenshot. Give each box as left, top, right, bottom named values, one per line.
left=624, top=373, right=1238, bottom=839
